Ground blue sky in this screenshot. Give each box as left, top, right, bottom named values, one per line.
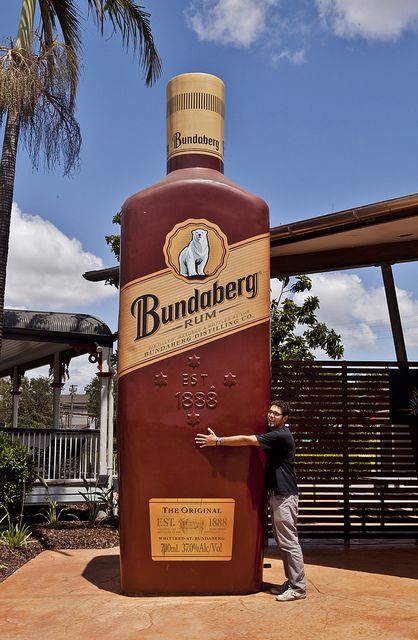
left=2, top=1, right=418, bottom=388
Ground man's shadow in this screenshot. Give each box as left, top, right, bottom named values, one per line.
left=265, top=543, right=418, bottom=580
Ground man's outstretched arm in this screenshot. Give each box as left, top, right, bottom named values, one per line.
left=195, top=427, right=260, bottom=448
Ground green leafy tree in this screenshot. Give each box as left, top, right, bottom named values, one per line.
left=84, top=375, right=101, bottom=423
left=84, top=374, right=117, bottom=426
left=105, top=210, right=121, bottom=264
left=0, top=377, right=12, bottom=425
left=0, top=375, right=53, bottom=428
left=18, top=376, right=53, bottom=428
left=271, top=276, right=344, bottom=360
left=105, top=210, right=121, bottom=286
left=0, top=1, right=162, bottom=359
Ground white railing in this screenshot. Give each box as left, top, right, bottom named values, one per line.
left=2, top=428, right=100, bottom=482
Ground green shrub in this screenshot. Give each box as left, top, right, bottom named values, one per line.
left=0, top=512, right=32, bottom=548
left=0, top=433, right=35, bottom=514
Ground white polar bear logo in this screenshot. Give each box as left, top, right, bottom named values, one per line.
left=179, top=229, right=209, bottom=277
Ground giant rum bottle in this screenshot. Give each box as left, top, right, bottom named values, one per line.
left=118, top=73, right=270, bottom=595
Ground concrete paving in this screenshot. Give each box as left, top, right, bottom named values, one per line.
left=0, top=542, right=417, bottom=640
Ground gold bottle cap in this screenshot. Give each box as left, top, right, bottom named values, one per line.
left=166, top=73, right=224, bottom=162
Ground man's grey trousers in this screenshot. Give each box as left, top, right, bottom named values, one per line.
left=269, top=493, right=306, bottom=594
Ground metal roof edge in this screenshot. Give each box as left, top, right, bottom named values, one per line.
left=270, top=192, right=418, bottom=245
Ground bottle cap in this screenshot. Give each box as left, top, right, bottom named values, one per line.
left=167, top=73, right=224, bottom=163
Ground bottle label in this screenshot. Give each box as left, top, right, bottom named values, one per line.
left=149, top=498, right=235, bottom=561
left=118, top=220, right=270, bottom=377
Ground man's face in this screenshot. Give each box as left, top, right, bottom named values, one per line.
left=267, top=404, right=288, bottom=430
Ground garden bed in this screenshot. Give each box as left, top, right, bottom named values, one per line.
left=0, top=510, right=119, bottom=583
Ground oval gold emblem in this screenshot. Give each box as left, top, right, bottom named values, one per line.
left=163, top=219, right=229, bottom=283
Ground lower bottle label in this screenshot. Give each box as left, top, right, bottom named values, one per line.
left=149, top=498, right=235, bottom=561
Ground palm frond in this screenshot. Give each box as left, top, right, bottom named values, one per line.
left=40, top=0, right=82, bottom=54
left=38, top=0, right=82, bottom=108
left=87, top=0, right=161, bottom=85
left=0, top=36, right=81, bottom=174
left=15, top=0, right=36, bottom=52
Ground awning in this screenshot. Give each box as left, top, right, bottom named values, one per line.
left=270, top=192, right=418, bottom=277
left=0, top=310, right=116, bottom=377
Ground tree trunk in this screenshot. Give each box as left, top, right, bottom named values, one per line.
left=0, top=110, right=21, bottom=359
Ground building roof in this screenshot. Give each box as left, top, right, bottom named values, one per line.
left=270, top=192, right=418, bottom=277
left=1, top=310, right=115, bottom=378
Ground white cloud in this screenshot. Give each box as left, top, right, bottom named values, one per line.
left=25, top=355, right=107, bottom=393
left=272, top=48, right=306, bottom=65
left=63, top=354, right=104, bottom=392
left=186, top=0, right=418, bottom=56
left=186, top=0, right=281, bottom=47
left=271, top=272, right=418, bottom=357
left=316, top=0, right=418, bottom=41
left=406, top=326, right=418, bottom=347
left=394, top=288, right=418, bottom=347
left=5, top=203, right=116, bottom=311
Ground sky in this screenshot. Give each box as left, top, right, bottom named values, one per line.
left=1, top=0, right=418, bottom=391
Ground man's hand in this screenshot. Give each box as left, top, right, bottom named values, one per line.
left=195, top=427, right=218, bottom=448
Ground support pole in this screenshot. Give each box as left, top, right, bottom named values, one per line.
left=98, top=346, right=111, bottom=479
left=51, top=353, right=64, bottom=429
left=381, top=264, right=408, bottom=472
left=10, top=366, right=22, bottom=429
left=381, top=264, right=408, bottom=364
left=107, top=359, right=115, bottom=489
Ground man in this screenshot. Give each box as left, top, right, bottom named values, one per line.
left=195, top=399, right=306, bottom=602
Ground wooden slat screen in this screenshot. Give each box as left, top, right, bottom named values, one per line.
left=270, top=361, right=418, bottom=542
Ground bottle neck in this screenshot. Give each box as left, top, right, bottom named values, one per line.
left=167, top=153, right=224, bottom=174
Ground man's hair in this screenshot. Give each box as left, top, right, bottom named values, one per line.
left=270, top=399, right=290, bottom=417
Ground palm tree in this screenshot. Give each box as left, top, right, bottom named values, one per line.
left=0, top=1, right=161, bottom=356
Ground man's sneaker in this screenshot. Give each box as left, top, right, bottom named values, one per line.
left=270, top=582, right=289, bottom=595
left=275, top=588, right=306, bottom=602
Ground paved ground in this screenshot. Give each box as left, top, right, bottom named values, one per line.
left=0, top=541, right=417, bottom=640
